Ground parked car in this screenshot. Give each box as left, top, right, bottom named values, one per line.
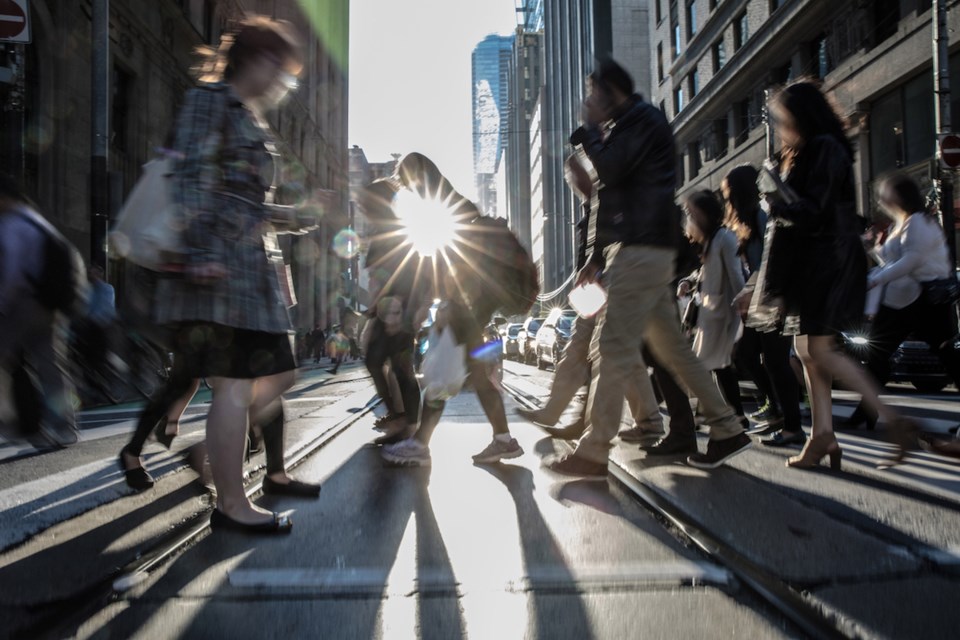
left=518, top=316, right=545, bottom=365
left=841, top=328, right=957, bottom=393
left=535, top=309, right=576, bottom=370
left=501, top=322, right=523, bottom=360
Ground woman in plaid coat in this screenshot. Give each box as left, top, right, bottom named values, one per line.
left=154, top=17, right=324, bottom=533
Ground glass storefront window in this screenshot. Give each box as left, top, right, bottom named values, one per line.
left=903, top=73, right=934, bottom=166
left=870, top=90, right=904, bottom=174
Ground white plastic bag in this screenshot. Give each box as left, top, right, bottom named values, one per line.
left=109, top=157, right=187, bottom=270
left=421, top=326, right=467, bottom=402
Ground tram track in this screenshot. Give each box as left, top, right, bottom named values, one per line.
left=501, top=378, right=850, bottom=640
left=24, top=384, right=381, bottom=639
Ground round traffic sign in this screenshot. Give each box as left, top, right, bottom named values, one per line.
left=0, top=0, right=26, bottom=40
left=940, top=134, right=960, bottom=169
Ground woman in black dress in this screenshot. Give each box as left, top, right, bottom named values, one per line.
left=761, top=81, right=914, bottom=469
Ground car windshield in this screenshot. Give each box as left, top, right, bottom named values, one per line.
left=528, top=319, right=543, bottom=333
left=507, top=325, right=522, bottom=338
left=558, top=316, right=573, bottom=333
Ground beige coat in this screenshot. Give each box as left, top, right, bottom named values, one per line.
left=691, top=228, right=745, bottom=371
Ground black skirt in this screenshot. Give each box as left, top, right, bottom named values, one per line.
left=169, top=322, right=296, bottom=379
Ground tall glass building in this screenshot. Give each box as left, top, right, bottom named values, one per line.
left=472, top=34, right=514, bottom=215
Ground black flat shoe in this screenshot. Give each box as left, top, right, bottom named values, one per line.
left=641, top=436, right=698, bottom=456
left=119, top=448, right=155, bottom=491
left=262, top=477, right=322, bottom=498
left=209, top=509, right=293, bottom=534
left=153, top=416, right=176, bottom=449
left=760, top=429, right=807, bottom=447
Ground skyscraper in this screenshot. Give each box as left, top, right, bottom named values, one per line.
left=471, top=34, right=514, bottom=216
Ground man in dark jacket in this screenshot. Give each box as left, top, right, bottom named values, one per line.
left=545, top=58, right=750, bottom=478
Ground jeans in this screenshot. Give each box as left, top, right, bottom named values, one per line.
left=575, top=245, right=742, bottom=464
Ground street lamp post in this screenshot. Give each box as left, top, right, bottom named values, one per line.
left=934, top=0, right=957, bottom=268
left=90, top=0, right=110, bottom=271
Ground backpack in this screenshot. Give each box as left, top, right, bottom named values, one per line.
left=17, top=208, right=86, bottom=314
left=460, top=216, right=539, bottom=316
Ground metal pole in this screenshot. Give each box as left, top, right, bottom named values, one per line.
left=934, top=0, right=957, bottom=268
left=90, top=0, right=110, bottom=270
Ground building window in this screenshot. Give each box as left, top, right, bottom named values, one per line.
left=709, top=0, right=718, bottom=10
left=734, top=98, right=752, bottom=146
left=677, top=153, right=686, bottom=185
left=689, top=70, right=699, bottom=99
left=111, top=65, right=133, bottom=153
left=659, top=100, right=667, bottom=114
left=657, top=42, right=665, bottom=83
left=656, top=0, right=663, bottom=24
left=712, top=116, right=730, bottom=160
left=810, top=34, right=833, bottom=79
left=733, top=10, right=749, bottom=51
left=872, top=0, right=900, bottom=45
left=674, top=85, right=684, bottom=115
left=686, top=1, right=697, bottom=39
left=670, top=1, right=681, bottom=58
left=689, top=141, right=702, bottom=178
left=769, top=0, right=787, bottom=12
left=712, top=39, right=726, bottom=72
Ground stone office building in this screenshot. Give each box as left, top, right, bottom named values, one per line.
left=0, top=0, right=350, bottom=330
left=649, top=0, right=959, bottom=260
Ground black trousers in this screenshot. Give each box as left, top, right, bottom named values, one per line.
left=736, top=326, right=801, bottom=431
left=364, top=319, right=420, bottom=424
left=872, top=296, right=959, bottom=382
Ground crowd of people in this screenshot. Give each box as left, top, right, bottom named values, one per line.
left=2, top=19, right=958, bottom=541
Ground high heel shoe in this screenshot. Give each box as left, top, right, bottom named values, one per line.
left=786, top=434, right=842, bottom=470
left=153, top=416, right=176, bottom=449
left=878, top=417, right=920, bottom=468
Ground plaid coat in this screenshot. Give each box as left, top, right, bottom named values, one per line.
left=155, top=83, right=291, bottom=334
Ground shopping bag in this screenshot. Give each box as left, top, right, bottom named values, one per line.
left=109, top=157, right=187, bottom=271
left=420, top=326, right=467, bottom=402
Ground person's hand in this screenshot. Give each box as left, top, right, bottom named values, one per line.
left=186, top=262, right=227, bottom=284
left=733, top=288, right=753, bottom=317
left=677, top=280, right=692, bottom=298
left=575, top=262, right=602, bottom=287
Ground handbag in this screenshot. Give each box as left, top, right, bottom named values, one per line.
left=420, top=326, right=468, bottom=402
left=108, top=157, right=187, bottom=271
left=680, top=294, right=700, bottom=332
left=921, top=277, right=960, bottom=305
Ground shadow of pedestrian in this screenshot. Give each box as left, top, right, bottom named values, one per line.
left=479, top=464, right=594, bottom=639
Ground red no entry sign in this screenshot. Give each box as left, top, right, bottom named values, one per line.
left=939, top=134, right=960, bottom=169
left=0, top=0, right=30, bottom=43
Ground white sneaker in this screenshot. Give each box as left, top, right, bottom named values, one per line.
left=472, top=437, right=523, bottom=464
left=381, top=438, right=431, bottom=467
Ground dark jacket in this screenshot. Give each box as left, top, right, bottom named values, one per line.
left=570, top=95, right=677, bottom=266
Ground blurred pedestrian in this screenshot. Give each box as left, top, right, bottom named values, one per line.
left=754, top=80, right=915, bottom=470
left=545, top=57, right=748, bottom=479
left=722, top=166, right=806, bottom=447
left=846, top=172, right=960, bottom=428
left=380, top=153, right=536, bottom=467
left=0, top=173, right=86, bottom=447
left=678, top=190, right=747, bottom=426
left=153, top=16, right=325, bottom=532
left=516, top=154, right=665, bottom=445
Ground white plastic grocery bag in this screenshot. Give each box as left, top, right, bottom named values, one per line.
left=421, top=326, right=468, bottom=402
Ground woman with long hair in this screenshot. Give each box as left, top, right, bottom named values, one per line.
left=722, top=165, right=805, bottom=447
left=679, top=190, right=746, bottom=424
left=759, top=80, right=914, bottom=469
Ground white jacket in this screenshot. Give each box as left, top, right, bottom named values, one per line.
left=869, top=214, right=951, bottom=309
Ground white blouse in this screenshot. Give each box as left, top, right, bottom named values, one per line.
left=869, top=213, right=951, bottom=309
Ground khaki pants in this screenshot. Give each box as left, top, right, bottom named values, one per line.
left=541, top=314, right=662, bottom=429
left=575, top=245, right=742, bottom=464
